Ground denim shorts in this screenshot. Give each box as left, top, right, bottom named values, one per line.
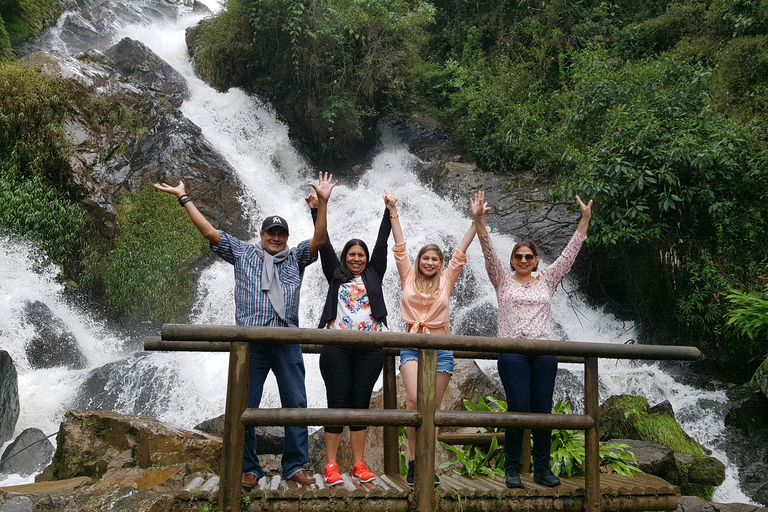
left=399, top=348, right=454, bottom=375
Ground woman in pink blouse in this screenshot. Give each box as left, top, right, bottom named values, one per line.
left=472, top=192, right=592, bottom=489
left=385, top=190, right=489, bottom=485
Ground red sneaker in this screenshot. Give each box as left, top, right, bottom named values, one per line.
left=323, top=462, right=343, bottom=486
left=352, top=460, right=376, bottom=483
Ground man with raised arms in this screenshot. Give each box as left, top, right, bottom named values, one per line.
left=155, top=172, right=337, bottom=488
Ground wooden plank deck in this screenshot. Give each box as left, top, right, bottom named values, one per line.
left=238, top=471, right=680, bottom=511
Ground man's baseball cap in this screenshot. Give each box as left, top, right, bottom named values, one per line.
left=261, top=215, right=289, bottom=235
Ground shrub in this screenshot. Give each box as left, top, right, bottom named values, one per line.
left=104, top=185, right=209, bottom=323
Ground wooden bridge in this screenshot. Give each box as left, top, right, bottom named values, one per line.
left=145, top=324, right=700, bottom=512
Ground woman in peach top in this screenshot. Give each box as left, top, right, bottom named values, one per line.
left=385, top=190, right=489, bottom=485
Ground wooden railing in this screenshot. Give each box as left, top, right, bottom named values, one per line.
left=146, top=325, right=701, bottom=512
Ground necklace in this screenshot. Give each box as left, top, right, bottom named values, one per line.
left=516, top=274, right=534, bottom=288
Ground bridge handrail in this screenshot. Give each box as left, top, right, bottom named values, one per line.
left=148, top=324, right=700, bottom=512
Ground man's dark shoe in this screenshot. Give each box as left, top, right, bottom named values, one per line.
left=533, top=467, right=561, bottom=487
left=242, top=473, right=259, bottom=489
left=289, top=469, right=316, bottom=485
left=505, top=472, right=524, bottom=489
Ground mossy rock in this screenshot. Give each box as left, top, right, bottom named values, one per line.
left=600, top=395, right=704, bottom=454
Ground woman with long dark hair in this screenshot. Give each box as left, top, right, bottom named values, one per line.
left=306, top=192, right=391, bottom=486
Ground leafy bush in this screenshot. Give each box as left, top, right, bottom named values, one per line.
left=439, top=392, right=640, bottom=478
left=104, top=185, right=209, bottom=323
left=0, top=62, right=92, bottom=276
left=438, top=390, right=506, bottom=478
left=193, top=0, right=435, bottom=160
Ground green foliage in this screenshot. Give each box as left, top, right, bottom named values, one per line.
left=438, top=436, right=505, bottom=478
left=0, top=176, right=88, bottom=271
left=0, top=0, right=63, bottom=48
left=0, top=62, right=94, bottom=275
left=550, top=397, right=642, bottom=477
left=104, top=185, right=209, bottom=322
left=194, top=0, right=435, bottom=160
left=437, top=389, right=506, bottom=478
left=726, top=284, right=768, bottom=341
left=712, top=35, right=768, bottom=117
left=0, top=16, right=12, bottom=60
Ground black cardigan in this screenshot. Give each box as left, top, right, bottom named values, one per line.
left=311, top=208, right=391, bottom=329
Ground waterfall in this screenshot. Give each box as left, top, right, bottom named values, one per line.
left=0, top=0, right=755, bottom=504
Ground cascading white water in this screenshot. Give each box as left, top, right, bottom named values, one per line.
left=0, top=0, right=755, bottom=504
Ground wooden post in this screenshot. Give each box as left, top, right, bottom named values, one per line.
left=414, top=348, right=437, bottom=512
left=584, top=357, right=601, bottom=512
left=382, top=353, right=399, bottom=475
left=522, top=429, right=532, bottom=475
left=220, top=341, right=250, bottom=512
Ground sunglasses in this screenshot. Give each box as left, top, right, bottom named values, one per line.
left=513, top=253, right=535, bottom=261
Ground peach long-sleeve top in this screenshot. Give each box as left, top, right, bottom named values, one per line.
left=392, top=242, right=468, bottom=335
left=478, top=231, right=586, bottom=340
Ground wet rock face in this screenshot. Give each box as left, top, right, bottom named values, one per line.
left=382, top=115, right=578, bottom=261
left=71, top=353, right=176, bottom=419
left=20, top=36, right=249, bottom=252
left=725, top=386, right=768, bottom=506
left=22, top=301, right=87, bottom=370
left=103, top=37, right=189, bottom=107
left=0, top=351, right=20, bottom=445
left=0, top=428, right=55, bottom=477
left=21, top=0, right=211, bottom=56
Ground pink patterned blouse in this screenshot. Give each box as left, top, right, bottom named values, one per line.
left=478, top=231, right=587, bottom=340
left=392, top=242, right=468, bottom=335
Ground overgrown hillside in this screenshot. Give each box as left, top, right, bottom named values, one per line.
left=190, top=0, right=768, bottom=380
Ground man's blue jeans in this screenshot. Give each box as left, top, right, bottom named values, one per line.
left=243, top=343, right=308, bottom=479
left=497, top=353, right=558, bottom=470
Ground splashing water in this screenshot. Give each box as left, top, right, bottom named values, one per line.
left=0, top=0, right=755, bottom=504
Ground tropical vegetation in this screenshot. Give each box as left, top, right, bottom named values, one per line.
left=1, top=0, right=766, bottom=380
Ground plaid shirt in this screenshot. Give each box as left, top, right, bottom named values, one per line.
left=211, top=231, right=317, bottom=327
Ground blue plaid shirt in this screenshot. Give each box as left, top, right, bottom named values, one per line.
left=211, top=231, right=317, bottom=327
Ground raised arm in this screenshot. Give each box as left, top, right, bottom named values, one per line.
left=308, top=172, right=338, bottom=257
left=576, top=195, right=593, bottom=236
left=472, top=190, right=490, bottom=236
left=154, top=180, right=220, bottom=245
left=457, top=191, right=491, bottom=253
left=306, top=192, right=338, bottom=283
left=384, top=189, right=403, bottom=244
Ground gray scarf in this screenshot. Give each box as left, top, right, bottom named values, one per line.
left=253, top=243, right=290, bottom=320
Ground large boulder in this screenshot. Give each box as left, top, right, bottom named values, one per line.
left=103, top=37, right=189, bottom=107
left=0, top=428, right=55, bottom=477
left=22, top=301, right=87, bottom=370
left=724, top=385, right=768, bottom=506
left=20, top=39, right=249, bottom=258
left=0, top=351, right=20, bottom=445
left=39, top=409, right=221, bottom=484
left=71, top=353, right=177, bottom=419
left=606, top=439, right=725, bottom=488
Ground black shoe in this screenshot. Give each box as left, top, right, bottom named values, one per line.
left=505, top=471, right=523, bottom=489
left=533, top=467, right=561, bottom=487
left=405, top=460, right=439, bottom=486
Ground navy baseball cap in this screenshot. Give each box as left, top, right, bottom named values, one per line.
left=261, top=215, right=289, bottom=235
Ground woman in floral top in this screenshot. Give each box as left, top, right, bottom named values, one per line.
left=472, top=192, right=593, bottom=489
left=306, top=192, right=391, bottom=487
left=386, top=190, right=489, bottom=485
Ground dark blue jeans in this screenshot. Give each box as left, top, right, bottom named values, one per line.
left=497, top=353, right=558, bottom=470
left=243, top=343, right=308, bottom=479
